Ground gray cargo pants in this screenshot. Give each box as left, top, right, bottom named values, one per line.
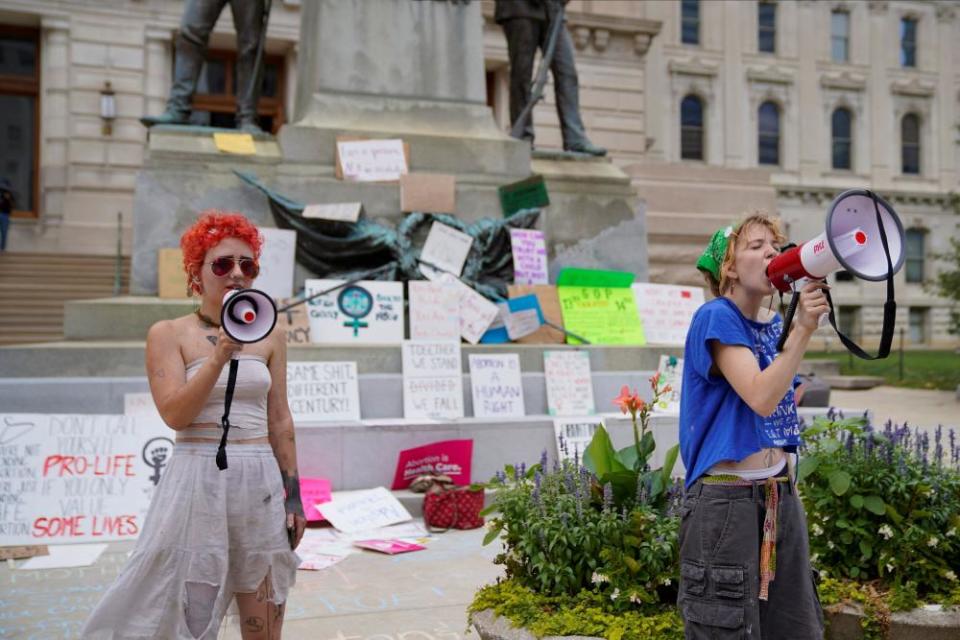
left=678, top=478, right=824, bottom=639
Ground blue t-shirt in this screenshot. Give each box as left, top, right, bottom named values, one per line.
left=679, top=297, right=802, bottom=488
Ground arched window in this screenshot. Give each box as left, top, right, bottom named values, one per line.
left=758, top=101, right=780, bottom=165
left=831, top=107, right=852, bottom=170
left=681, top=95, right=704, bottom=160
left=901, top=113, right=920, bottom=175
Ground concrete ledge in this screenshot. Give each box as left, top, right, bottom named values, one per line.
left=826, top=603, right=960, bottom=640
left=472, top=609, right=602, bottom=640
left=822, top=375, right=885, bottom=390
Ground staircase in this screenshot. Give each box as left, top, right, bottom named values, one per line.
left=0, top=253, right=130, bottom=346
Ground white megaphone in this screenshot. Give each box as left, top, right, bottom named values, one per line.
left=221, top=288, right=277, bottom=343
left=767, top=189, right=905, bottom=293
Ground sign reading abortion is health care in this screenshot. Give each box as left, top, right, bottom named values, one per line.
left=0, top=414, right=172, bottom=546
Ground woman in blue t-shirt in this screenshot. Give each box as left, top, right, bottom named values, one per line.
left=677, top=213, right=827, bottom=639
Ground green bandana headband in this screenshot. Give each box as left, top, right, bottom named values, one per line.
left=696, top=225, right=734, bottom=281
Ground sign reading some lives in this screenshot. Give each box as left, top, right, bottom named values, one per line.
left=305, top=279, right=404, bottom=345
left=632, top=283, right=704, bottom=345
left=408, top=280, right=460, bottom=341
left=543, top=350, right=595, bottom=416
left=402, top=341, right=464, bottom=419
left=287, top=362, right=361, bottom=422
left=468, top=354, right=525, bottom=419
left=391, top=439, right=473, bottom=489
left=509, top=228, right=549, bottom=285
left=0, top=414, right=173, bottom=546
left=336, top=138, right=408, bottom=182
left=554, top=417, right=604, bottom=462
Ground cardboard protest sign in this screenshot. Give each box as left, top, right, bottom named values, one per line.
left=19, top=543, right=108, bottom=570
left=509, top=228, right=549, bottom=285
left=653, top=355, right=684, bottom=414
left=0, top=414, right=174, bottom=546
left=423, top=271, right=499, bottom=344
left=543, top=350, right=595, bottom=416
left=632, top=283, right=705, bottom=345
left=257, top=227, right=296, bottom=300
left=498, top=174, right=549, bottom=216
left=317, top=487, right=412, bottom=533
left=479, top=295, right=544, bottom=344
left=508, top=284, right=565, bottom=344
left=299, top=477, right=333, bottom=522
left=554, top=417, right=604, bottom=462
left=302, top=202, right=363, bottom=223
left=468, top=354, right=525, bottom=418
left=408, top=280, right=460, bottom=341
left=402, top=341, right=465, bottom=419
left=287, top=362, right=361, bottom=422
left=213, top=132, right=255, bottom=155
left=305, top=279, right=404, bottom=345
left=335, top=138, right=408, bottom=182
left=419, top=221, right=473, bottom=278
left=157, top=248, right=188, bottom=299
left=391, top=439, right=473, bottom=489
left=400, top=173, right=456, bottom=214
left=276, top=298, right=312, bottom=346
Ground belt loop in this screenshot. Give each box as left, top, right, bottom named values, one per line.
left=694, top=479, right=704, bottom=498
left=752, top=480, right=761, bottom=501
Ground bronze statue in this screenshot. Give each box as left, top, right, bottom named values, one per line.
left=495, top=0, right=606, bottom=156
left=141, top=0, right=270, bottom=133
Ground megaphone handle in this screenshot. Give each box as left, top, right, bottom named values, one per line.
left=776, top=291, right=800, bottom=352
left=215, top=358, right=240, bottom=471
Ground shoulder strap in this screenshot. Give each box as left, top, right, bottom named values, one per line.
left=216, top=358, right=240, bottom=471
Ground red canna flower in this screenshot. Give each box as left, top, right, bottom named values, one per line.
left=614, top=385, right=635, bottom=414
left=650, top=372, right=662, bottom=392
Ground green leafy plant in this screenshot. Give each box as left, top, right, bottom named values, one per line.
left=799, top=411, right=960, bottom=600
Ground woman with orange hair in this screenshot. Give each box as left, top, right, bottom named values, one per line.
left=83, top=211, right=304, bottom=640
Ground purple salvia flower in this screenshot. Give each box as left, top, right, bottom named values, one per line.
left=519, top=462, right=526, bottom=478
left=540, top=449, right=548, bottom=472
left=513, top=464, right=521, bottom=482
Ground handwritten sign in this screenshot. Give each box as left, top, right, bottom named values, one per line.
left=402, top=341, right=464, bottom=420
left=300, top=477, right=333, bottom=522
left=336, top=139, right=408, bottom=182
left=654, top=355, right=684, bottom=414
left=422, top=271, right=499, bottom=344
left=408, top=280, right=460, bottom=341
left=305, top=279, right=404, bottom=344
left=213, top=132, right=255, bottom=155
left=419, top=221, right=473, bottom=278
left=468, top=354, right=525, bottom=419
left=508, top=284, right=565, bottom=344
left=287, top=362, right=361, bottom=422
left=557, top=286, right=646, bottom=345
left=0, top=414, right=173, bottom=546
left=554, top=417, right=604, bottom=462
left=276, top=298, right=312, bottom=346
left=543, top=350, right=595, bottom=416
left=509, top=228, right=549, bottom=285
left=302, top=202, right=363, bottom=223
left=317, top=487, right=412, bottom=533
left=391, top=439, right=473, bottom=489
left=632, top=283, right=704, bottom=345
left=257, top=227, right=296, bottom=299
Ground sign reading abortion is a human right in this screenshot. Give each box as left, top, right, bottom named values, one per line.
left=0, top=414, right=172, bottom=546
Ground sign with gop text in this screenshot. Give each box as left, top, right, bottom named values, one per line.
left=0, top=414, right=172, bottom=546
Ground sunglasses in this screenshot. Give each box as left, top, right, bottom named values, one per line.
left=208, top=256, right=259, bottom=278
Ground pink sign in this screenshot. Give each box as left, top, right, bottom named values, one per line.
left=299, top=477, right=333, bottom=522
left=391, top=439, right=473, bottom=489
left=509, top=229, right=549, bottom=285
left=354, top=539, right=426, bottom=554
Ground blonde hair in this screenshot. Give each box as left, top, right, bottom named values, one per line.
left=703, top=212, right=786, bottom=297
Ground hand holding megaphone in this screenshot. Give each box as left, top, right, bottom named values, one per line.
left=792, top=281, right=832, bottom=332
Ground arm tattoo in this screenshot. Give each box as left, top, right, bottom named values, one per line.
left=206, top=335, right=218, bottom=346
left=152, top=368, right=166, bottom=378
left=280, top=470, right=305, bottom=519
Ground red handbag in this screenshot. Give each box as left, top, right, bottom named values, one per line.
left=422, top=486, right=485, bottom=532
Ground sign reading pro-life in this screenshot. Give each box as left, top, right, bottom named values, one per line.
left=0, top=414, right=173, bottom=546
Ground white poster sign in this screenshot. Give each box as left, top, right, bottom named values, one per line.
left=653, top=355, right=684, bottom=414
left=509, top=228, right=549, bottom=285
left=287, top=362, right=361, bottom=422
left=123, top=393, right=159, bottom=417
left=468, top=354, right=525, bottom=419
left=302, top=202, right=363, bottom=223
left=305, top=279, right=405, bottom=345
left=422, top=271, right=498, bottom=344
left=402, top=341, right=464, bottom=419
left=257, top=227, right=297, bottom=300
left=632, top=283, right=704, bottom=346
left=543, top=350, right=595, bottom=416
left=553, top=417, right=604, bottom=462
left=337, top=139, right=408, bottom=182
left=419, top=221, right=473, bottom=278
left=317, top=487, right=412, bottom=533
left=408, top=281, right=460, bottom=341
left=0, top=414, right=173, bottom=546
